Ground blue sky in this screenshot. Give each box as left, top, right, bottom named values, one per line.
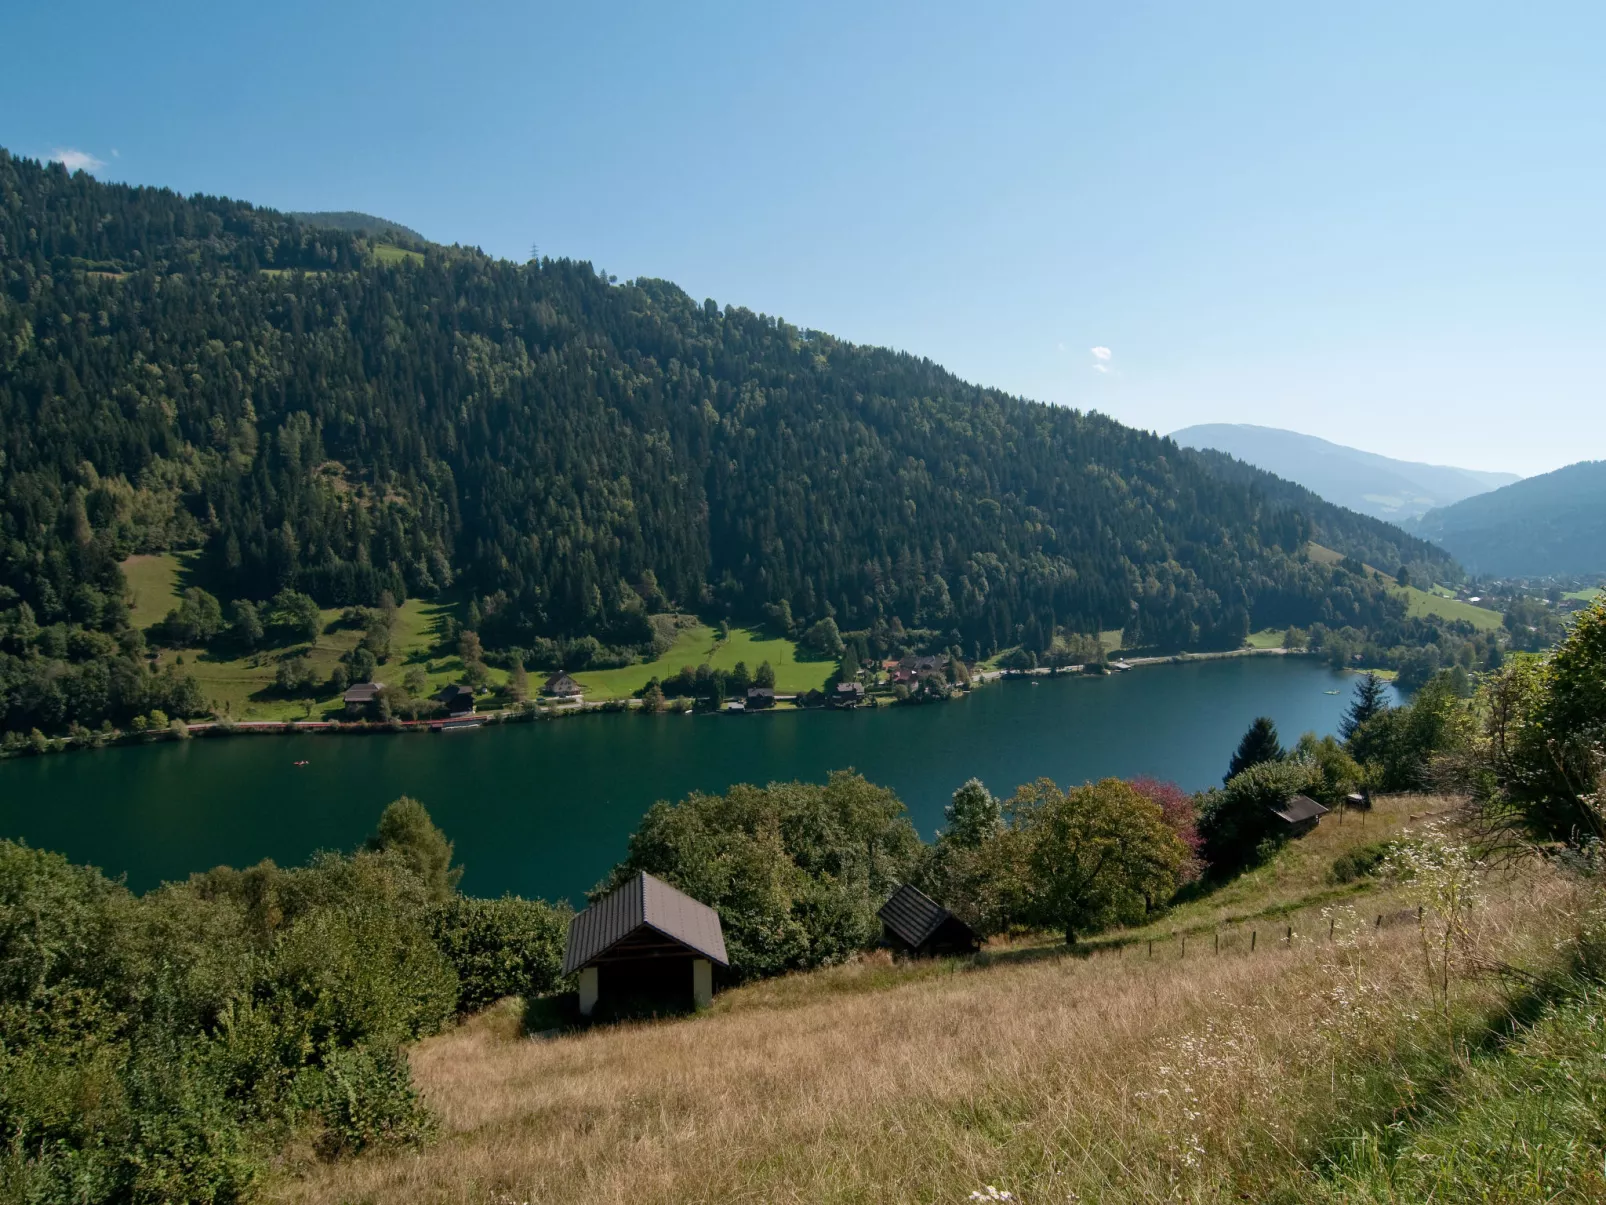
left=4, top=0, right=1601, bottom=476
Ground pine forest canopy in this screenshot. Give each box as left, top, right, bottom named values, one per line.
left=0, top=149, right=1461, bottom=716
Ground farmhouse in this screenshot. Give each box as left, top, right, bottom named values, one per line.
left=1269, top=792, right=1329, bottom=837
left=543, top=670, right=583, bottom=698
left=879, top=883, right=980, bottom=957
left=563, top=871, right=729, bottom=1018
left=434, top=683, right=476, bottom=716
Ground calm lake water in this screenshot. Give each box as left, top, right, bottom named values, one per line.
left=0, top=656, right=1393, bottom=904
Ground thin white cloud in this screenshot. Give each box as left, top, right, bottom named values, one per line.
left=1090, top=346, right=1112, bottom=373
left=50, top=148, right=106, bottom=174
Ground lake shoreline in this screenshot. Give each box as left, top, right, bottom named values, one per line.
left=0, top=646, right=1317, bottom=762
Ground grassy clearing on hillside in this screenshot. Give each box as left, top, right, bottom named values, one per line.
left=1401, top=584, right=1503, bottom=630
left=373, top=243, right=425, bottom=265
left=1308, top=540, right=1503, bottom=630
left=121, top=552, right=185, bottom=630
left=1245, top=628, right=1287, bottom=649
left=123, top=553, right=482, bottom=720
left=573, top=624, right=831, bottom=700
left=1564, top=586, right=1602, bottom=602
left=273, top=796, right=1596, bottom=1205
left=123, top=556, right=826, bottom=714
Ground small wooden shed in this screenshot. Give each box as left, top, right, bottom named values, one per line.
left=879, top=883, right=980, bottom=957
left=434, top=683, right=476, bottom=715
left=342, top=681, right=382, bottom=716
left=562, top=871, right=729, bottom=1017
left=1269, top=792, right=1330, bottom=837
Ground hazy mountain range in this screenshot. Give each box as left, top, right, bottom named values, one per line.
left=1170, top=424, right=1519, bottom=522
left=1406, top=461, right=1606, bottom=578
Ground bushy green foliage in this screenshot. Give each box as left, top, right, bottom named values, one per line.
left=428, top=896, right=571, bottom=1013
left=605, top=772, right=921, bottom=979
left=1198, top=758, right=1325, bottom=870
left=0, top=797, right=580, bottom=1201
left=1292, top=731, right=1362, bottom=804
left=366, top=796, right=462, bottom=901
left=1479, top=597, right=1606, bottom=839
left=1347, top=670, right=1472, bottom=792
left=1013, top=778, right=1187, bottom=942
left=1330, top=841, right=1392, bottom=884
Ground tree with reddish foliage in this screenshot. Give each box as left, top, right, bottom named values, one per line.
left=1128, top=777, right=1202, bottom=883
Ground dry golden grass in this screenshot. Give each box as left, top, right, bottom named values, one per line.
left=269, top=800, right=1573, bottom=1205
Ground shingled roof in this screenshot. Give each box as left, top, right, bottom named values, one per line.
left=561, top=871, right=728, bottom=975
left=1269, top=793, right=1330, bottom=825
left=878, top=883, right=961, bottom=948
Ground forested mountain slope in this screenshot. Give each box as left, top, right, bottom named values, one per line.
left=1, top=149, right=1444, bottom=733
left=1182, top=447, right=1459, bottom=581
left=1407, top=460, right=1606, bottom=577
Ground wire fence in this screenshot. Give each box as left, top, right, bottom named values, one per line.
left=1097, top=906, right=1426, bottom=962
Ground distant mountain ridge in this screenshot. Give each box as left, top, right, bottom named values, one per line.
left=1406, top=461, right=1606, bottom=578
left=287, top=210, right=427, bottom=244
left=1170, top=423, right=1518, bottom=522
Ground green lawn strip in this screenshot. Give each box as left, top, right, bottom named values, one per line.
left=373, top=243, right=425, bottom=265
left=121, top=553, right=185, bottom=630
left=1245, top=629, right=1286, bottom=649
left=572, top=624, right=830, bottom=700
left=1563, top=587, right=1602, bottom=602
left=1400, top=585, right=1502, bottom=631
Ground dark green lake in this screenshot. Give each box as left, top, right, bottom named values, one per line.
left=0, top=656, right=1390, bottom=904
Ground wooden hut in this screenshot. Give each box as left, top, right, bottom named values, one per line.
left=433, top=683, right=476, bottom=716
left=562, top=871, right=729, bottom=1017
left=746, top=686, right=776, bottom=710
left=878, top=883, right=980, bottom=957
left=342, top=681, right=382, bottom=717
left=1269, top=792, right=1329, bottom=837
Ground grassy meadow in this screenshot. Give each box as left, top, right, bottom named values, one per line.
left=1306, top=541, right=1504, bottom=631
left=123, top=553, right=483, bottom=720
left=122, top=555, right=829, bottom=716
left=269, top=793, right=1601, bottom=1204
left=572, top=623, right=833, bottom=700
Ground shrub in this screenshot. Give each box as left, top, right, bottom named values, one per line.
left=1331, top=841, right=1392, bottom=884
left=429, top=896, right=571, bottom=1013
left=606, top=772, right=921, bottom=980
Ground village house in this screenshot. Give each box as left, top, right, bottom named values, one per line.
left=562, top=871, right=729, bottom=1018
left=879, top=883, right=980, bottom=957
left=746, top=686, right=776, bottom=710
left=543, top=670, right=583, bottom=699
left=341, top=680, right=382, bottom=718
left=433, top=683, right=476, bottom=716
left=830, top=680, right=865, bottom=708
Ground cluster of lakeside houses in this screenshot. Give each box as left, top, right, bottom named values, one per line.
left=563, top=784, right=1346, bottom=1020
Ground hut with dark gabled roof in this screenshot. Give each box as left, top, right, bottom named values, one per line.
left=1269, top=792, right=1330, bottom=837
left=878, top=883, right=980, bottom=957
left=562, top=871, right=729, bottom=1017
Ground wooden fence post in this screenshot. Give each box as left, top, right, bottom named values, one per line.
left=1329, top=916, right=1335, bottom=939
left=1251, top=930, right=1257, bottom=952
left=1286, top=925, right=1292, bottom=946
left=1214, top=933, right=1220, bottom=954
left=1148, top=940, right=1153, bottom=959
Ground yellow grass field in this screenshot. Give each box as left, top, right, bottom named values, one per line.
left=269, top=795, right=1571, bottom=1205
